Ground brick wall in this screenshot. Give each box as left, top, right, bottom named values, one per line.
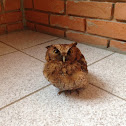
left=1, top=0, right=125, bottom=52
left=24, top=0, right=126, bottom=52
left=0, top=0, right=23, bottom=34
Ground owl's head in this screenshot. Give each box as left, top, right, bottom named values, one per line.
left=45, top=42, right=80, bottom=63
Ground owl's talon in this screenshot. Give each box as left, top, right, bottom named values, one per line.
left=58, top=90, right=72, bottom=95
left=69, top=90, right=72, bottom=94
left=75, top=89, right=80, bottom=96
left=58, top=91, right=63, bottom=95
left=58, top=91, right=66, bottom=95
left=58, top=89, right=80, bottom=96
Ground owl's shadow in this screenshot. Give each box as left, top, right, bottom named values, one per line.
left=63, top=72, right=108, bottom=100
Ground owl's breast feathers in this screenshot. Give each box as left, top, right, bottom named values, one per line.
left=43, top=60, right=88, bottom=91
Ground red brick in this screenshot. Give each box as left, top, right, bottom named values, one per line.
left=91, top=0, right=126, bottom=1
left=66, top=1, right=112, bottom=19
left=50, top=15, right=85, bottom=32
left=36, top=24, right=64, bottom=37
left=0, top=25, right=6, bottom=34
left=0, top=12, right=22, bottom=24
left=34, top=0, right=64, bottom=13
left=0, top=3, right=2, bottom=12
left=114, top=3, right=126, bottom=20
left=25, top=10, right=48, bottom=24
left=66, top=30, right=108, bottom=46
left=26, top=22, right=35, bottom=30
left=4, top=0, right=20, bottom=11
left=110, top=40, right=126, bottom=52
left=87, top=19, right=126, bottom=41
left=24, top=0, right=33, bottom=8
left=7, top=22, right=23, bottom=32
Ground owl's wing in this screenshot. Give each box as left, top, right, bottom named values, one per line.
left=76, top=49, right=88, bottom=72
left=79, top=55, right=88, bottom=72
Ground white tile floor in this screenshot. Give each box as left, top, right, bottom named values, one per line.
left=0, top=30, right=126, bottom=126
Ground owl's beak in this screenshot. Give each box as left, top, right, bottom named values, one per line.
left=63, top=56, right=66, bottom=62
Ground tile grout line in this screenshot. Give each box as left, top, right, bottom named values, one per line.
left=0, top=37, right=60, bottom=51
left=0, top=50, right=18, bottom=57
left=1, top=36, right=125, bottom=108
left=1, top=83, right=125, bottom=112
left=0, top=84, right=51, bottom=111
left=0, top=39, right=115, bottom=65
left=21, top=37, right=60, bottom=50
left=88, top=52, right=115, bottom=67
left=0, top=36, right=115, bottom=66
left=89, top=83, right=126, bottom=102
left=87, top=52, right=126, bottom=102
left=0, top=37, right=60, bottom=63
left=0, top=40, right=45, bottom=63
left=20, top=50, right=45, bottom=63
left=20, top=51, right=45, bottom=63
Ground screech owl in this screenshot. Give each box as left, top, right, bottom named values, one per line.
left=43, top=42, right=88, bottom=95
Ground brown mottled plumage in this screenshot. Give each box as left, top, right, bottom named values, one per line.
left=43, top=42, right=88, bottom=94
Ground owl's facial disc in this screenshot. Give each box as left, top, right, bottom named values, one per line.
left=51, top=43, right=77, bottom=62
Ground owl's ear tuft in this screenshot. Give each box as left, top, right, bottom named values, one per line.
left=46, top=45, right=52, bottom=49
left=72, top=42, right=77, bottom=47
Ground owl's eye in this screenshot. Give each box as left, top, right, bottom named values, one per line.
left=67, top=49, right=72, bottom=55
left=53, top=49, right=59, bottom=54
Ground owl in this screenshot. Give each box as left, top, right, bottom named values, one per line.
left=43, top=42, right=88, bottom=95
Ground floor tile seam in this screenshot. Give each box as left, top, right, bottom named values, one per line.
left=0, top=40, right=45, bottom=63
left=0, top=37, right=60, bottom=62
left=0, top=83, right=125, bottom=112
left=19, top=50, right=45, bottom=63
left=22, top=51, right=116, bottom=65
left=0, top=84, right=51, bottom=111
left=0, top=37, right=60, bottom=52
left=0, top=39, right=115, bottom=65
left=87, top=52, right=126, bottom=101
left=89, top=83, right=126, bottom=102
left=1, top=38, right=125, bottom=109
left=88, top=52, right=115, bottom=67
left=21, top=37, right=60, bottom=50
left=0, top=50, right=18, bottom=57
left=0, top=40, right=21, bottom=51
